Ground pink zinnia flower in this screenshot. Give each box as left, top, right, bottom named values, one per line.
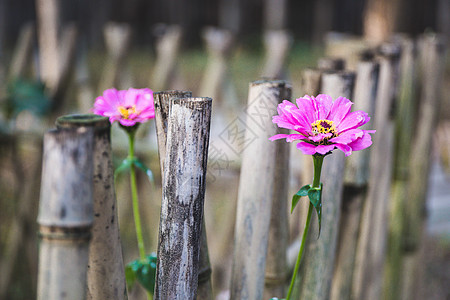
left=93, top=88, right=155, bottom=126
left=270, top=94, right=375, bottom=156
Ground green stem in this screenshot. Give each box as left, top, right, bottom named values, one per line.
left=128, top=131, right=146, bottom=260
left=286, top=154, right=324, bottom=300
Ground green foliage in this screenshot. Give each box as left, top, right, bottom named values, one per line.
left=291, top=183, right=323, bottom=236
left=5, top=78, right=50, bottom=118
left=125, top=253, right=157, bottom=294
left=115, top=157, right=155, bottom=187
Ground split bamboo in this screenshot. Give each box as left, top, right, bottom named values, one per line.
left=352, top=42, right=402, bottom=300
left=155, top=97, right=212, bottom=300
left=330, top=57, right=379, bottom=300
left=56, top=114, right=127, bottom=300
left=154, top=91, right=213, bottom=300
left=37, top=127, right=94, bottom=300
left=230, top=80, right=291, bottom=300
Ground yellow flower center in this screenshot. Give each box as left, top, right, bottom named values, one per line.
left=311, top=119, right=336, bottom=135
left=118, top=105, right=137, bottom=119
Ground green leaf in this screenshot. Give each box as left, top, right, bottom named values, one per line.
left=307, top=183, right=323, bottom=237
left=114, top=158, right=133, bottom=180
left=125, top=253, right=157, bottom=294
left=132, top=158, right=155, bottom=188
left=291, top=184, right=311, bottom=213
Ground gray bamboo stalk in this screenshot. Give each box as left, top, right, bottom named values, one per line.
left=98, top=22, right=132, bottom=93
left=383, top=36, right=416, bottom=300
left=352, top=42, right=402, bottom=300
left=56, top=114, right=127, bottom=300
left=151, top=25, right=184, bottom=91
left=8, top=22, right=34, bottom=79
left=261, top=30, right=292, bottom=80
left=263, top=84, right=292, bottom=300
left=199, top=27, right=234, bottom=107
left=317, top=57, right=346, bottom=71
left=330, top=58, right=379, bottom=300
left=230, top=80, right=291, bottom=300
left=401, top=33, right=446, bottom=300
left=293, top=72, right=349, bottom=300
left=37, top=127, right=94, bottom=300
left=155, top=97, right=212, bottom=300
left=154, top=91, right=213, bottom=300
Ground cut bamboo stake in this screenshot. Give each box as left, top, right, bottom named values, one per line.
left=401, top=33, right=446, bottom=300
left=152, top=25, right=184, bottom=91
left=317, top=57, right=346, bottom=71
left=261, top=30, right=293, bottom=80
left=230, top=80, right=291, bottom=300
left=263, top=83, right=292, bottom=300
left=8, top=22, right=35, bottom=79
left=155, top=97, right=212, bottom=300
left=98, top=22, right=132, bottom=93
left=294, top=72, right=348, bottom=300
left=352, top=42, right=401, bottom=300
left=37, top=127, right=94, bottom=300
left=383, top=36, right=416, bottom=300
left=154, top=91, right=213, bottom=300
left=56, top=114, right=127, bottom=300
left=330, top=59, right=379, bottom=300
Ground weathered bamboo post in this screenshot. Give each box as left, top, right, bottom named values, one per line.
left=383, top=36, right=416, bottom=300
left=352, top=42, right=402, bottom=300
left=261, top=30, right=292, bottom=80
left=37, top=126, right=94, bottom=300
left=263, top=84, right=292, bottom=299
left=155, top=97, right=212, bottom=300
left=154, top=90, right=214, bottom=300
left=8, top=22, right=35, bottom=79
left=293, top=72, right=349, bottom=300
left=230, top=80, right=291, bottom=300
left=401, top=33, right=446, bottom=300
left=317, top=57, right=346, bottom=71
left=330, top=55, right=379, bottom=300
left=98, top=22, right=132, bottom=93
left=56, top=114, right=127, bottom=300
left=151, top=25, right=184, bottom=91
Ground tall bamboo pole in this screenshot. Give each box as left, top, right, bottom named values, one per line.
left=330, top=58, right=379, bottom=300
left=56, top=114, right=127, bottom=300
left=352, top=42, right=402, bottom=300
left=230, top=80, right=291, bottom=300
left=154, top=91, right=213, bottom=300
left=155, top=97, right=212, bottom=300
left=37, top=127, right=94, bottom=300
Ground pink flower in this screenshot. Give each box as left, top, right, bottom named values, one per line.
left=270, top=94, right=375, bottom=156
left=93, top=88, right=155, bottom=126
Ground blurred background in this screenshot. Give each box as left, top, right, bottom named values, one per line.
left=0, top=0, right=449, bottom=299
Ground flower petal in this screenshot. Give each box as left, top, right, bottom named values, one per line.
left=296, top=96, right=316, bottom=125
left=337, top=111, right=370, bottom=133
left=329, top=129, right=364, bottom=144
left=315, top=94, right=333, bottom=120
left=315, top=144, right=336, bottom=155
left=296, top=142, right=317, bottom=155
left=348, top=130, right=375, bottom=151
left=335, top=143, right=352, bottom=156
left=328, top=96, right=353, bottom=126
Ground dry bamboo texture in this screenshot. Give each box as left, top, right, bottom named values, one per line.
left=293, top=72, right=348, bottom=300
left=261, top=30, right=292, bottom=79
left=401, top=33, right=446, bottom=300
left=37, top=126, right=94, bottom=300
left=56, top=114, right=127, bottom=300
left=352, top=42, right=402, bottom=300
left=155, top=97, right=212, bottom=300
left=330, top=56, right=379, bottom=300
left=263, top=83, right=292, bottom=299
left=154, top=91, right=213, bottom=300
left=230, top=80, right=291, bottom=300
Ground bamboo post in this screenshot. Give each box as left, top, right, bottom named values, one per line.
left=263, top=83, right=292, bottom=300
left=151, top=25, right=184, bottom=91
left=230, top=80, right=291, bottom=300
left=56, top=114, right=127, bottom=300
left=8, top=22, right=35, bottom=79
left=155, top=97, right=212, bottom=300
left=330, top=58, right=379, bottom=300
left=293, top=72, right=348, bottom=300
left=401, top=33, right=446, bottom=300
left=352, top=42, right=402, bottom=300
left=317, top=57, right=346, bottom=71
left=154, top=91, right=214, bottom=300
left=37, top=127, right=94, bottom=300
left=261, top=30, right=292, bottom=80
left=98, top=22, right=132, bottom=93
left=383, top=36, right=416, bottom=300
